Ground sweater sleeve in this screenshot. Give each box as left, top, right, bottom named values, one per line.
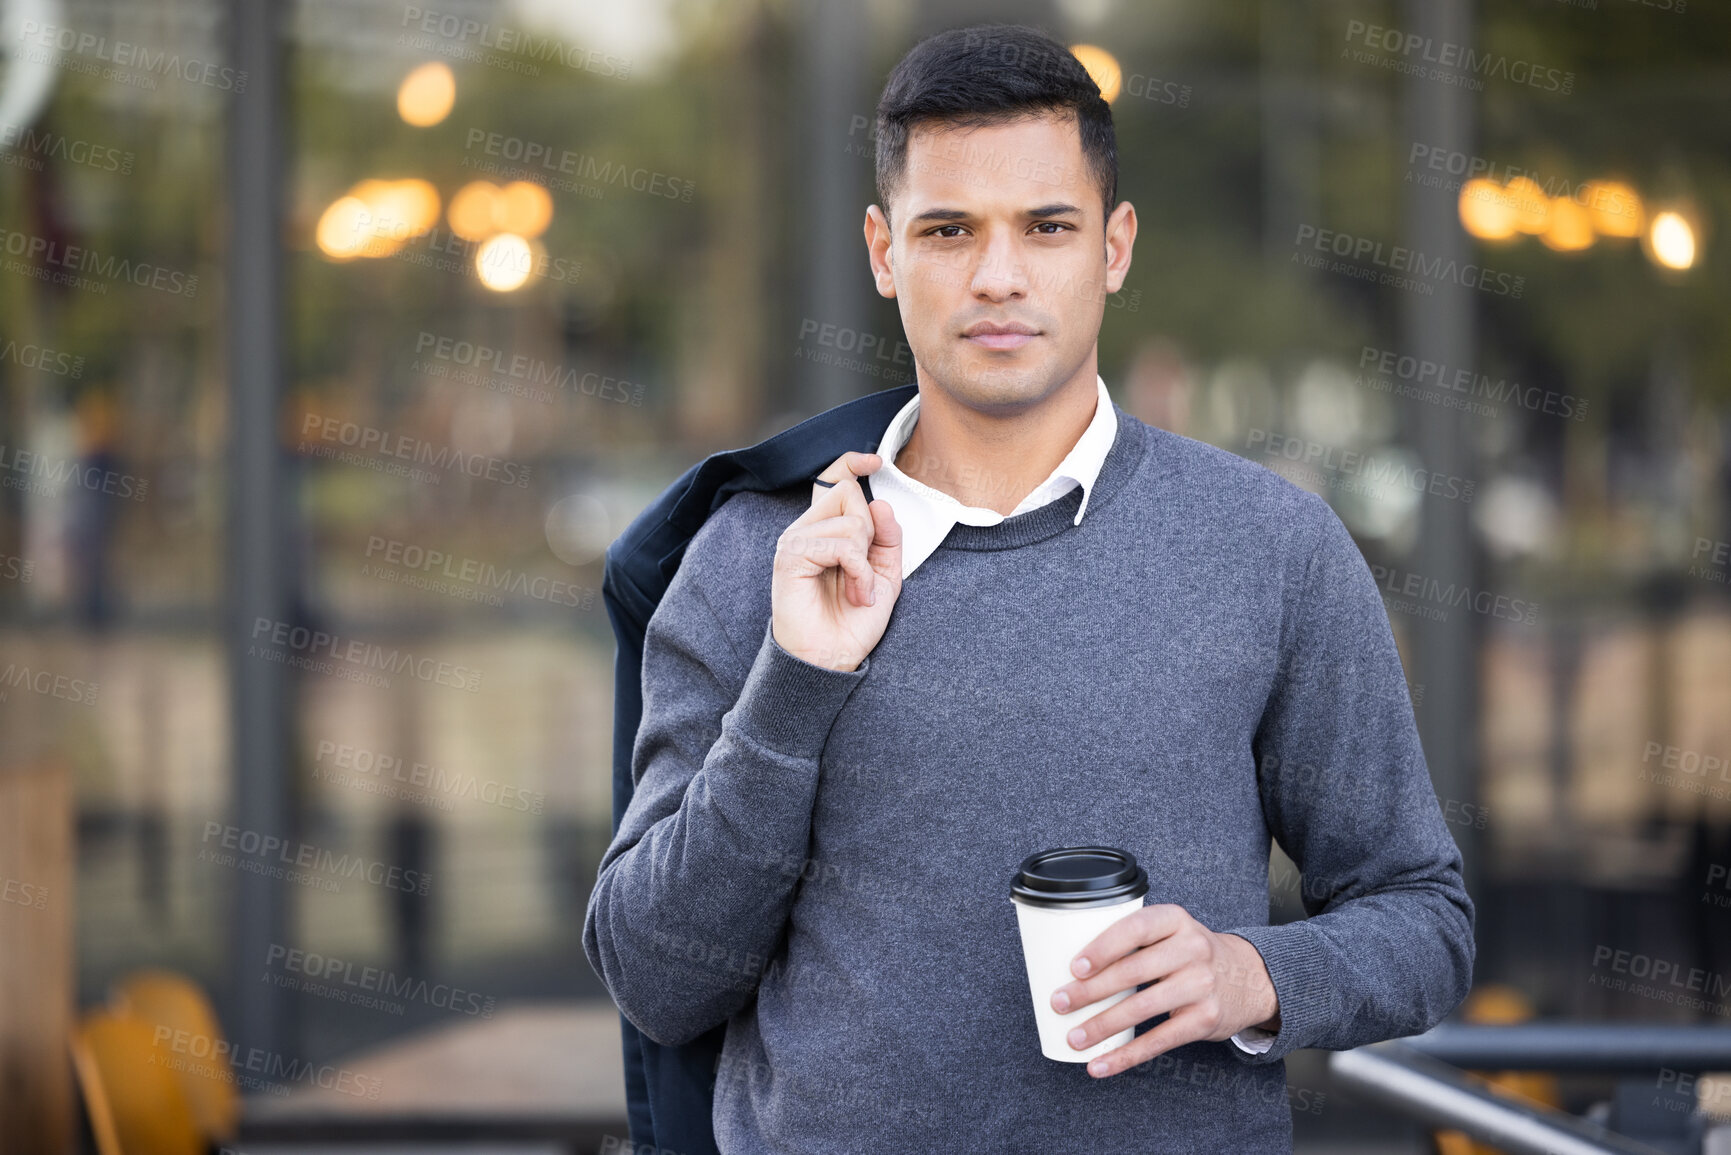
left=582, top=564, right=870, bottom=1047
left=1224, top=494, right=1476, bottom=1064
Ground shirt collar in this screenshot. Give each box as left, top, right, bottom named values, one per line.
left=876, top=373, right=1117, bottom=528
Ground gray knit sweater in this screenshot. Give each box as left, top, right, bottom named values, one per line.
left=583, top=406, right=1475, bottom=1153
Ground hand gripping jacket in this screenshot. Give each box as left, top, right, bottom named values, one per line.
left=598, top=383, right=915, bottom=1154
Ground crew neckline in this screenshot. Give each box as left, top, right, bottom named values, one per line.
left=937, top=407, right=1148, bottom=553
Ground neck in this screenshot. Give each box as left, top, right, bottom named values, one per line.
left=894, top=359, right=1100, bottom=515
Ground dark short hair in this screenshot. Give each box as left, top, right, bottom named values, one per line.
left=874, top=24, right=1118, bottom=226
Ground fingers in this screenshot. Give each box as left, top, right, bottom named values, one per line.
left=1055, top=932, right=1196, bottom=1017
left=779, top=515, right=876, bottom=603
left=1063, top=963, right=1212, bottom=1059
left=785, top=453, right=891, bottom=607
left=809, top=452, right=881, bottom=521
left=1064, top=904, right=1187, bottom=987
left=865, top=499, right=902, bottom=591
left=1082, top=1003, right=1218, bottom=1079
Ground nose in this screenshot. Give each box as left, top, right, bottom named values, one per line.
left=968, top=225, right=1029, bottom=303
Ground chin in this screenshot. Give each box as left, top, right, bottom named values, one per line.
left=943, top=359, right=1064, bottom=412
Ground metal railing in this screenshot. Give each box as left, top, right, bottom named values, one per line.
left=1329, top=1042, right=1675, bottom=1155
left=1402, top=1024, right=1731, bottom=1074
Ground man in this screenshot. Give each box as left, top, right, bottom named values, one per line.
left=584, top=23, right=1474, bottom=1152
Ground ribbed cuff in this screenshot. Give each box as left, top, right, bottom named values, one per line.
left=726, top=621, right=870, bottom=759
left=1221, top=922, right=1334, bottom=1064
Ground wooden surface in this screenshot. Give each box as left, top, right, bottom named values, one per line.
left=0, top=762, right=74, bottom=1155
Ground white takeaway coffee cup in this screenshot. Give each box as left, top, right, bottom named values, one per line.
left=1010, top=846, right=1149, bottom=1063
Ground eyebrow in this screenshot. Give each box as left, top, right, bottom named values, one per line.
left=907, top=203, right=1085, bottom=226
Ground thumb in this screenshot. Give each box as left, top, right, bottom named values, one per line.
left=867, top=499, right=902, bottom=577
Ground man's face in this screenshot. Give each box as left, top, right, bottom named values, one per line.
left=865, top=111, right=1136, bottom=415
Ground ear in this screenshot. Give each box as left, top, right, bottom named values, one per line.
left=864, top=205, right=897, bottom=299
left=1103, top=200, right=1137, bottom=294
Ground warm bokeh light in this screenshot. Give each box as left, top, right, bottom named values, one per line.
left=476, top=232, right=533, bottom=291
left=1582, top=180, right=1643, bottom=238
left=1539, top=197, right=1595, bottom=253
left=449, top=181, right=503, bottom=241
left=1458, top=178, right=1520, bottom=241
left=315, top=196, right=373, bottom=259
left=1069, top=44, right=1122, bottom=104
left=355, top=179, right=440, bottom=253
left=317, top=179, right=441, bottom=260
left=1503, top=176, right=1551, bottom=235
left=499, top=181, right=554, bottom=238
left=397, top=61, right=455, bottom=127
left=448, top=180, right=553, bottom=242
left=1647, top=210, right=1697, bottom=270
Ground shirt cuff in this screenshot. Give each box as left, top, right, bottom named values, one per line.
left=1230, top=1026, right=1277, bottom=1055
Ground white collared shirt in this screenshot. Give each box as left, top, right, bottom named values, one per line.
left=865, top=372, right=1279, bottom=1058
left=869, top=373, right=1118, bottom=581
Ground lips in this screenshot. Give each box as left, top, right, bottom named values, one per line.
left=962, top=321, right=1039, bottom=351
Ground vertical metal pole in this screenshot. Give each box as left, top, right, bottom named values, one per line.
left=799, top=0, right=867, bottom=413
left=226, top=0, right=288, bottom=1061
left=1401, top=0, right=1481, bottom=895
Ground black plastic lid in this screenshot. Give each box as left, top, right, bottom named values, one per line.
left=1009, top=846, right=1148, bottom=910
